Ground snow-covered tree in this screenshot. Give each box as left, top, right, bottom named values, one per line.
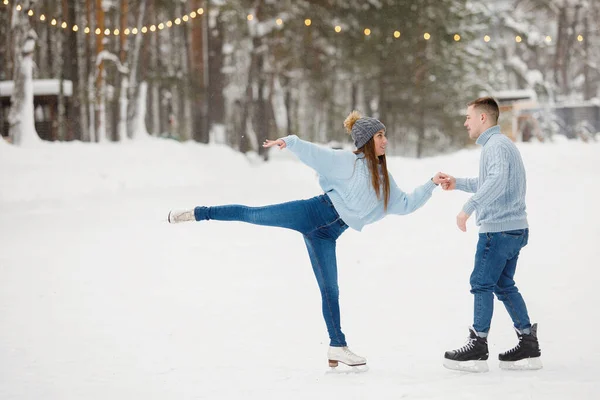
left=9, top=0, right=41, bottom=146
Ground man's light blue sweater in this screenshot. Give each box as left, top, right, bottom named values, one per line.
left=456, top=125, right=528, bottom=233
left=282, top=135, right=437, bottom=231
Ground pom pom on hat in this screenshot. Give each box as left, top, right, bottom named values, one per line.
left=344, top=110, right=362, bottom=133
left=343, top=110, right=386, bottom=149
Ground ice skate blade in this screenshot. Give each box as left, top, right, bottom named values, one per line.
left=443, top=358, right=489, bottom=373
left=499, top=357, right=543, bottom=371
left=326, top=364, right=369, bottom=374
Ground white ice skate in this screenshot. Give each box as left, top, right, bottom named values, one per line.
left=327, top=346, right=366, bottom=367
left=167, top=209, right=195, bottom=224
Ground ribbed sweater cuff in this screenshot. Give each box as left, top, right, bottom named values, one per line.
left=455, top=178, right=470, bottom=191
left=463, top=201, right=477, bottom=216
left=282, top=135, right=298, bottom=149
left=424, top=179, right=437, bottom=191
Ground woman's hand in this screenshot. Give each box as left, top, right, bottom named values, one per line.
left=262, top=139, right=287, bottom=150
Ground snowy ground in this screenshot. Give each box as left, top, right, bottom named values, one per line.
left=1, top=136, right=599, bottom=399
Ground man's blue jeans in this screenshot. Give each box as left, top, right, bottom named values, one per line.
left=194, top=194, right=349, bottom=347
left=471, top=229, right=532, bottom=334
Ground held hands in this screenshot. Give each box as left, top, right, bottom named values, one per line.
left=440, top=174, right=456, bottom=190
left=262, top=139, right=286, bottom=150
left=432, top=172, right=451, bottom=186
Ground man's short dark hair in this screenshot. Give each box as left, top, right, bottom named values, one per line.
left=468, top=97, right=499, bottom=124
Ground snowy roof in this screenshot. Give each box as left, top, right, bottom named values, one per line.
left=0, top=79, right=73, bottom=97
left=492, top=89, right=537, bottom=102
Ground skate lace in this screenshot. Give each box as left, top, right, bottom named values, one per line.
left=504, top=336, right=523, bottom=354
left=456, top=337, right=476, bottom=354
left=343, top=347, right=359, bottom=359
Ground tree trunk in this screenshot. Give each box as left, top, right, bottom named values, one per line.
left=148, top=0, right=160, bottom=136
left=9, top=23, right=40, bottom=146
left=132, top=81, right=150, bottom=139
left=208, top=10, right=225, bottom=125
left=114, top=0, right=129, bottom=141
left=85, top=0, right=95, bottom=141
left=95, top=0, right=107, bottom=142
left=178, top=1, right=192, bottom=141
left=127, top=0, right=148, bottom=138
left=583, top=14, right=592, bottom=100
left=190, top=0, right=209, bottom=143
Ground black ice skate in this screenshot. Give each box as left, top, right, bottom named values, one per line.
left=499, top=323, right=543, bottom=370
left=443, top=327, right=489, bottom=373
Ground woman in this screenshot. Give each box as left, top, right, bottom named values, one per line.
left=168, top=111, right=445, bottom=368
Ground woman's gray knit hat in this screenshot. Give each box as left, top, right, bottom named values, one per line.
left=344, top=111, right=386, bottom=149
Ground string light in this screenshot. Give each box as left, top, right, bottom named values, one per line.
left=4, top=0, right=588, bottom=47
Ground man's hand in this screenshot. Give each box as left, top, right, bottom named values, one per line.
left=432, top=172, right=450, bottom=186
left=442, top=175, right=456, bottom=191
left=262, top=139, right=286, bottom=150
left=456, top=210, right=470, bottom=232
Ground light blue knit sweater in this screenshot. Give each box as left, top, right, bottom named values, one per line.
left=282, top=135, right=437, bottom=231
left=456, top=125, right=529, bottom=233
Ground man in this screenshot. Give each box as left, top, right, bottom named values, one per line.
left=442, top=97, right=542, bottom=373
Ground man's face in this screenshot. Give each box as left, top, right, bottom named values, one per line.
left=464, top=105, right=484, bottom=140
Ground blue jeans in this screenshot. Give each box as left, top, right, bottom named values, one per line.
left=470, top=229, right=531, bottom=334
left=194, top=194, right=350, bottom=347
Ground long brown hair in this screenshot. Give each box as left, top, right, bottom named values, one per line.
left=344, top=111, right=391, bottom=211
left=355, top=140, right=390, bottom=211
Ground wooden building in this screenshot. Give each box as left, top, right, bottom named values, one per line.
left=0, top=79, right=73, bottom=141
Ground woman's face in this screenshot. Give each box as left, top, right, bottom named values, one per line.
left=373, top=130, right=387, bottom=156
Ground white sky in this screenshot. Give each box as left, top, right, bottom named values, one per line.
left=1, top=136, right=599, bottom=399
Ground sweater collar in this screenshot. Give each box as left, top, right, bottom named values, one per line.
left=476, top=125, right=501, bottom=146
